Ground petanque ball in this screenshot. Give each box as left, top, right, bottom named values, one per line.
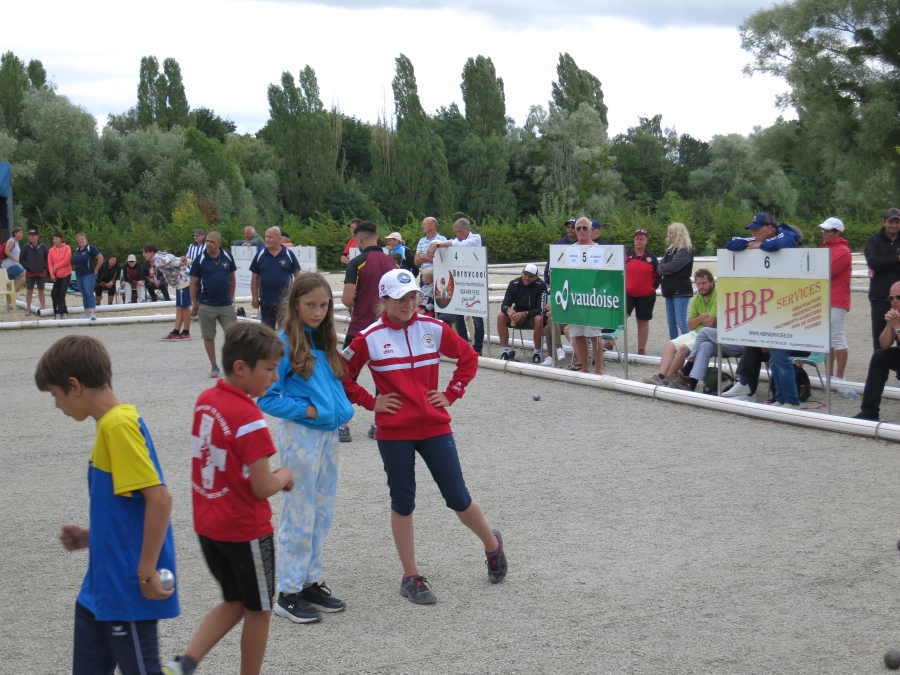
left=158, top=568, right=175, bottom=591
left=885, top=650, right=900, bottom=669
left=533, top=393, right=540, bottom=401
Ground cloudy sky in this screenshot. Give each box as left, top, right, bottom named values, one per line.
left=6, top=0, right=791, bottom=140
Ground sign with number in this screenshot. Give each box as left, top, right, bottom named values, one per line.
left=289, top=246, right=317, bottom=274
left=549, top=245, right=625, bottom=328
left=431, top=246, right=489, bottom=318
left=716, top=248, right=830, bottom=350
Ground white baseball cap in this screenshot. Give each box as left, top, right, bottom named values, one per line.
left=818, top=217, right=844, bottom=232
left=386, top=232, right=403, bottom=242
left=379, top=268, right=419, bottom=299
left=127, top=254, right=137, bottom=262
left=523, top=263, right=539, bottom=275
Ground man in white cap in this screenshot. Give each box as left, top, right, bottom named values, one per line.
left=820, top=216, right=852, bottom=380
left=497, top=263, right=547, bottom=363
left=429, top=218, right=485, bottom=354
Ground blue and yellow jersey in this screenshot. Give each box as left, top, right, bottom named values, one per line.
left=78, top=404, right=180, bottom=621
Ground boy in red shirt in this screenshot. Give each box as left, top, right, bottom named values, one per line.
left=164, top=322, right=294, bottom=675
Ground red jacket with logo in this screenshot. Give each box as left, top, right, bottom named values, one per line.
left=825, top=236, right=852, bottom=311
left=341, top=313, right=478, bottom=441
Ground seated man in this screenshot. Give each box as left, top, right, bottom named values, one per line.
left=642, top=269, right=717, bottom=385
left=498, top=263, right=547, bottom=363
left=667, top=327, right=744, bottom=391
left=854, top=281, right=900, bottom=421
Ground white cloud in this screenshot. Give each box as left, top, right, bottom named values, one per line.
left=7, top=0, right=793, bottom=140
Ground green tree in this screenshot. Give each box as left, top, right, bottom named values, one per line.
left=26, top=59, right=46, bottom=89
left=551, top=53, right=608, bottom=125
left=193, top=107, right=237, bottom=142
left=611, top=115, right=682, bottom=207
left=461, top=55, right=506, bottom=139
left=262, top=65, right=336, bottom=217
left=163, top=58, right=189, bottom=129
left=741, top=0, right=900, bottom=211
left=137, top=56, right=159, bottom=129
left=0, top=51, right=30, bottom=136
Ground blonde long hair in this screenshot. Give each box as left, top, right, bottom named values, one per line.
left=667, top=222, right=692, bottom=252
left=279, top=273, right=346, bottom=380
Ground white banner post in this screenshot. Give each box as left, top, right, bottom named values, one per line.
left=716, top=248, right=831, bottom=412
left=432, top=246, right=490, bottom=357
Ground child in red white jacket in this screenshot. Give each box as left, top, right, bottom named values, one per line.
left=341, top=268, right=507, bottom=604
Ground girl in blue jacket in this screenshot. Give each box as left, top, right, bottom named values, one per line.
left=258, top=273, right=354, bottom=624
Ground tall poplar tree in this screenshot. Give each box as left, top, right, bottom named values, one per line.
left=0, top=52, right=30, bottom=136
left=136, top=56, right=159, bottom=129
left=461, top=56, right=506, bottom=140
left=551, top=53, right=608, bottom=125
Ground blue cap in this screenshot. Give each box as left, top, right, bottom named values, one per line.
left=591, top=220, right=602, bottom=230
left=746, top=213, right=776, bottom=230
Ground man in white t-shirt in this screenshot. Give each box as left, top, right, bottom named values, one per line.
left=430, top=218, right=484, bottom=354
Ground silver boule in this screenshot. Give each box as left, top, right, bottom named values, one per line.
left=158, top=568, right=175, bottom=591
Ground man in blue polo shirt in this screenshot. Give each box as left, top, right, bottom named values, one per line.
left=250, top=226, right=301, bottom=329
left=189, top=231, right=236, bottom=379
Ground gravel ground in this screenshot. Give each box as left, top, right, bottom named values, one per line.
left=3, top=263, right=900, bottom=673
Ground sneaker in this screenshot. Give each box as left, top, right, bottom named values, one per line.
left=162, top=662, right=185, bottom=675
left=638, top=349, right=646, bottom=356
left=830, top=376, right=845, bottom=383
left=769, top=401, right=783, bottom=407
left=24, top=309, right=31, bottom=317
left=500, top=350, right=514, bottom=361
left=641, top=374, right=665, bottom=385
left=722, top=381, right=751, bottom=398
left=732, top=394, right=754, bottom=401
left=54, top=313, right=61, bottom=320
left=557, top=347, right=566, bottom=361
left=209, top=365, right=220, bottom=379
left=338, top=425, right=351, bottom=443
left=781, top=403, right=801, bottom=409
left=300, top=582, right=346, bottom=613
left=399, top=574, right=437, bottom=604
left=671, top=371, right=690, bottom=386
left=852, top=412, right=880, bottom=422
left=486, top=529, right=508, bottom=584
left=367, top=423, right=377, bottom=439
left=177, top=331, right=192, bottom=340
left=236, top=306, right=246, bottom=318
left=162, top=331, right=179, bottom=341
left=532, top=353, right=541, bottom=364
left=90, top=315, right=97, bottom=321
left=274, top=592, right=323, bottom=623
left=668, top=379, right=690, bottom=391
left=62, top=313, right=68, bottom=319
left=542, top=356, right=554, bottom=367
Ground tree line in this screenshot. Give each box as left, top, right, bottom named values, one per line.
left=0, top=0, right=896, bottom=268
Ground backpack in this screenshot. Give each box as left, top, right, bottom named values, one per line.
left=0, top=240, right=6, bottom=260
left=703, top=367, right=735, bottom=394
left=767, top=362, right=812, bottom=402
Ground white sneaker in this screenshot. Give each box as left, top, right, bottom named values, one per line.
left=732, top=395, right=754, bottom=402
left=769, top=401, right=783, bottom=407
left=830, top=376, right=845, bottom=384
left=781, top=403, right=801, bottom=409
left=542, top=356, right=554, bottom=367
left=722, top=381, right=751, bottom=398
left=557, top=347, right=566, bottom=361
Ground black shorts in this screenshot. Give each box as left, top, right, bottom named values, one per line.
left=626, top=294, right=656, bottom=321
left=25, top=276, right=46, bottom=290
left=198, top=533, right=275, bottom=611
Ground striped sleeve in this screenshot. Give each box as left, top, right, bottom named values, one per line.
left=234, top=412, right=276, bottom=465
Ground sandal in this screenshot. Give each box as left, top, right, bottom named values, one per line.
left=567, top=363, right=584, bottom=371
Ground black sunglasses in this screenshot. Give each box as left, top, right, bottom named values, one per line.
left=575, top=226, right=589, bottom=231
left=889, top=296, right=900, bottom=302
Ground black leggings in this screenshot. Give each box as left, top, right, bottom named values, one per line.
left=51, top=275, right=70, bottom=315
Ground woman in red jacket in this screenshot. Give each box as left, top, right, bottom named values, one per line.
left=820, top=217, right=852, bottom=380
left=625, top=228, right=660, bottom=355
left=342, top=268, right=507, bottom=605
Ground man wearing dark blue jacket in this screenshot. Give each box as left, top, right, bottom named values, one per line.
left=724, top=213, right=803, bottom=407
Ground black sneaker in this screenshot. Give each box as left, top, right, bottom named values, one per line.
left=274, top=593, right=323, bottom=623
left=852, top=412, right=881, bottom=422
left=300, top=583, right=346, bottom=613
left=399, top=575, right=437, bottom=604
left=236, top=306, right=246, bottom=318
left=338, top=425, right=351, bottom=443
left=367, top=423, right=376, bottom=439
left=500, top=350, right=515, bottom=361
left=486, top=529, right=508, bottom=584
left=532, top=353, right=541, bottom=364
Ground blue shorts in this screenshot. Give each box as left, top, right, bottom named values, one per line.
left=4, top=264, right=23, bottom=281
left=175, top=286, right=191, bottom=308
left=73, top=601, right=162, bottom=675
left=376, top=434, right=472, bottom=516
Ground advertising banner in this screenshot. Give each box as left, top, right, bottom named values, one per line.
left=431, top=246, right=489, bottom=318
left=232, top=246, right=317, bottom=295
left=548, top=245, right=625, bottom=329
left=716, top=248, right=830, bottom=351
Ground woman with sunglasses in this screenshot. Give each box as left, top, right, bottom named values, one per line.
left=341, top=268, right=507, bottom=605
